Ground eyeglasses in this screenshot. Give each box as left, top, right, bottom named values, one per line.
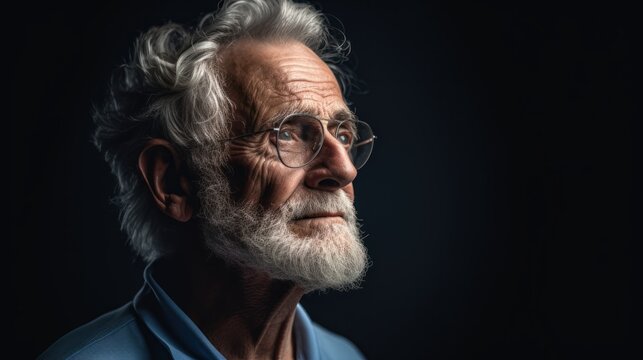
left=223, top=113, right=376, bottom=169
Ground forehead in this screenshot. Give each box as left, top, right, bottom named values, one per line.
left=221, top=39, right=348, bottom=126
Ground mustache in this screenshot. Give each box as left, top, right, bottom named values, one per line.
left=281, top=191, right=355, bottom=221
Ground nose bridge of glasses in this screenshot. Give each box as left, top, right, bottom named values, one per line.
left=319, top=118, right=348, bottom=139
left=319, top=118, right=332, bottom=133
left=318, top=120, right=346, bottom=151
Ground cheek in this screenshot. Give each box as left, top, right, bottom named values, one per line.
left=227, top=143, right=305, bottom=209
left=343, top=183, right=355, bottom=201
left=258, top=166, right=305, bottom=209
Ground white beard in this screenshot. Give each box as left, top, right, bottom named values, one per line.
left=195, top=160, right=368, bottom=291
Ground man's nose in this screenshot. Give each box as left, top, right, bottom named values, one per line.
left=305, top=133, right=357, bottom=191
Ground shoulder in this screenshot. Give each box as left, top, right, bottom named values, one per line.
left=38, top=303, right=152, bottom=360
left=312, top=322, right=367, bottom=360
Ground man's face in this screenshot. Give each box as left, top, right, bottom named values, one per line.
left=223, top=39, right=358, bottom=231
left=193, top=39, right=368, bottom=291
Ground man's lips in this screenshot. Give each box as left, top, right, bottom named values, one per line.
left=292, top=212, right=345, bottom=221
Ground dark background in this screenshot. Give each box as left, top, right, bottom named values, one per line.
left=8, top=0, right=640, bottom=359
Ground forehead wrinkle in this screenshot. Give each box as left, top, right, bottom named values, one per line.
left=255, top=52, right=340, bottom=95
left=280, top=79, right=338, bottom=93
left=264, top=87, right=339, bottom=103
left=252, top=66, right=338, bottom=97
left=230, top=68, right=291, bottom=131
left=266, top=99, right=353, bottom=122
left=243, top=76, right=295, bottom=128
left=245, top=75, right=344, bottom=126
left=279, top=63, right=336, bottom=75
left=222, top=39, right=346, bottom=130
left=280, top=65, right=339, bottom=85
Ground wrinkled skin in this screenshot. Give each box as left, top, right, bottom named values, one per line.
left=222, top=39, right=358, bottom=235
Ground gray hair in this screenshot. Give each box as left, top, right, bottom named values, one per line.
left=93, top=0, right=352, bottom=262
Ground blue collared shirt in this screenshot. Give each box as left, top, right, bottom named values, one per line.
left=39, top=264, right=365, bottom=359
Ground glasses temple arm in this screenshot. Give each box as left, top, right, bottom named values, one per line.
left=221, top=128, right=279, bottom=142
left=353, top=135, right=377, bottom=147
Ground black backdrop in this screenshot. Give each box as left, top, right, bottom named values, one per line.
left=8, top=1, right=640, bottom=359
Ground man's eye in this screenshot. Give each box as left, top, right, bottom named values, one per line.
left=278, top=131, right=293, bottom=141
left=337, top=132, right=353, bottom=146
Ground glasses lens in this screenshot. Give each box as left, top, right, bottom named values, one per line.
left=276, top=115, right=323, bottom=167
left=344, top=120, right=374, bottom=169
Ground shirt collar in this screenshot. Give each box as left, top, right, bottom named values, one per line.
left=133, top=261, right=320, bottom=360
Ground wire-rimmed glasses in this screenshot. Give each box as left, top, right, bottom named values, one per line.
left=223, top=113, right=376, bottom=169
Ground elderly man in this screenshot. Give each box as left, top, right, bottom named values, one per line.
left=40, top=0, right=375, bottom=359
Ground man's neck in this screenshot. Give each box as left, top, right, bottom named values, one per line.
left=155, top=246, right=305, bottom=360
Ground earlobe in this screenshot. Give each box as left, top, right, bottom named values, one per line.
left=138, top=139, right=193, bottom=222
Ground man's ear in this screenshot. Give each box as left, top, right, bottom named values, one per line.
left=138, top=138, right=193, bottom=222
